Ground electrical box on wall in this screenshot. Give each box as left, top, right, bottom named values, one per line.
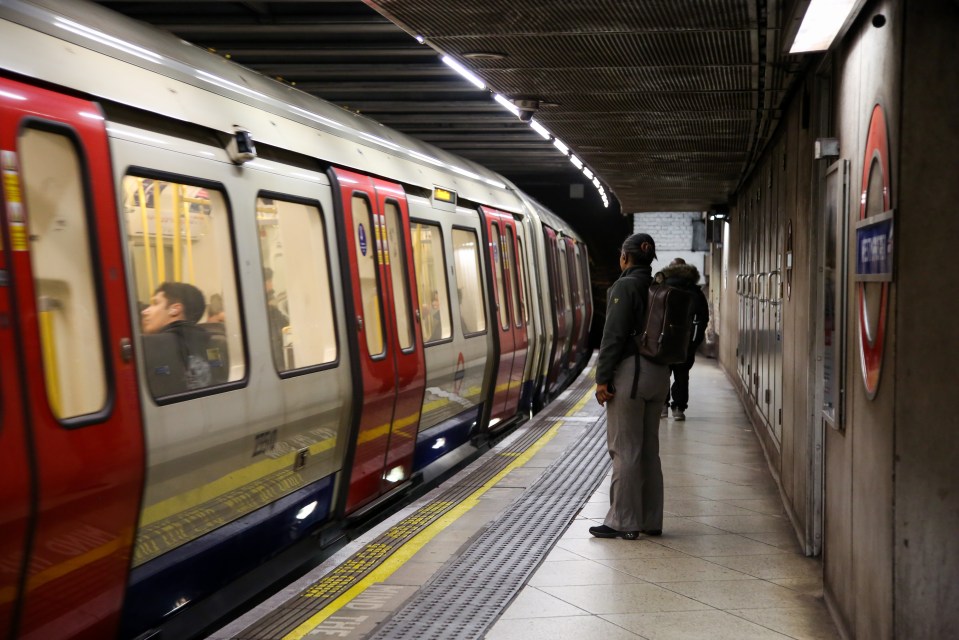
left=814, top=137, right=840, bottom=159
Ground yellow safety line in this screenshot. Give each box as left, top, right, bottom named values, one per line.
left=282, top=383, right=595, bottom=640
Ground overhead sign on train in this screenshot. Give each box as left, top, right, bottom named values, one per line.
left=433, top=187, right=457, bottom=205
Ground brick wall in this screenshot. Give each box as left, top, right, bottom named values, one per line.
left=632, top=212, right=709, bottom=284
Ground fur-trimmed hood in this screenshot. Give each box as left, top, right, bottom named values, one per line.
left=661, top=262, right=701, bottom=285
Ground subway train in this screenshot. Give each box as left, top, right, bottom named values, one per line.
left=0, top=1, right=593, bottom=638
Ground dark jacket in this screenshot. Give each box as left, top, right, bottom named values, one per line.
left=143, top=321, right=214, bottom=396
left=595, top=264, right=652, bottom=385
left=660, top=263, right=710, bottom=345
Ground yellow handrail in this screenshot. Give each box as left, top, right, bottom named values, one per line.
left=137, top=178, right=155, bottom=294
left=182, top=187, right=195, bottom=284
left=38, top=296, right=62, bottom=418
left=155, top=181, right=166, bottom=284
left=172, top=184, right=182, bottom=281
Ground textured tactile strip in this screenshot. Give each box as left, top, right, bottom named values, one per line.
left=366, top=412, right=610, bottom=640
left=233, top=368, right=598, bottom=640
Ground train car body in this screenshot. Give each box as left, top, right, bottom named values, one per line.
left=0, top=1, right=592, bottom=638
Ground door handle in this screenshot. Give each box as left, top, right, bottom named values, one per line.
left=120, top=338, right=134, bottom=363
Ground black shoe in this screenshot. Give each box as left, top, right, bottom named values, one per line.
left=589, top=524, right=639, bottom=540
left=642, top=529, right=663, bottom=537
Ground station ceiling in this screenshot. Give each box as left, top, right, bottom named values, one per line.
left=95, top=0, right=804, bottom=215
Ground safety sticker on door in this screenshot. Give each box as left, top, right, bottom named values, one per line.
left=358, top=222, right=367, bottom=256
left=1, top=150, right=27, bottom=251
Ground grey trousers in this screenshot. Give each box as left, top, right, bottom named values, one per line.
left=603, top=355, right=670, bottom=532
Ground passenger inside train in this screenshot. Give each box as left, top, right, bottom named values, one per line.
left=141, top=281, right=225, bottom=395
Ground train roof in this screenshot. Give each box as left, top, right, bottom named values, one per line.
left=0, top=0, right=541, bottom=216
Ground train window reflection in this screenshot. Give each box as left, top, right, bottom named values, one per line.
left=256, top=195, right=337, bottom=372
left=122, top=175, right=245, bottom=398
left=452, top=228, right=486, bottom=335
left=505, top=227, right=522, bottom=328
left=20, top=127, right=107, bottom=419
left=410, top=221, right=450, bottom=343
left=384, top=202, right=413, bottom=350
left=352, top=195, right=384, bottom=357
left=491, top=224, right=509, bottom=330
left=517, top=236, right=530, bottom=325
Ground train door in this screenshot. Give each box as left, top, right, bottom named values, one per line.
left=0, top=159, right=31, bottom=639
left=0, top=78, right=145, bottom=638
left=330, top=168, right=424, bottom=514
left=579, top=244, right=593, bottom=348
left=542, top=225, right=566, bottom=393
left=479, top=206, right=527, bottom=427
left=564, top=238, right=582, bottom=367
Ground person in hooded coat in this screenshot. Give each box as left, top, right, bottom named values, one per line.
left=660, top=258, right=710, bottom=421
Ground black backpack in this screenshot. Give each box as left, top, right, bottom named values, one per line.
left=637, top=283, right=695, bottom=365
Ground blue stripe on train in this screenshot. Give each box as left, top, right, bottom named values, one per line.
left=413, top=404, right=481, bottom=471
left=120, top=474, right=335, bottom=639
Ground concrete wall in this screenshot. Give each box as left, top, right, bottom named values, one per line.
left=711, top=0, right=959, bottom=637
left=895, top=2, right=959, bottom=637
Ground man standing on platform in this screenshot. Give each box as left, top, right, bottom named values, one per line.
left=591, top=232, right=670, bottom=540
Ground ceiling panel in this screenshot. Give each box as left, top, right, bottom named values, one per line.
left=95, top=0, right=799, bottom=213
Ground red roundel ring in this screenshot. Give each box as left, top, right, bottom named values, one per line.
left=858, top=104, right=891, bottom=398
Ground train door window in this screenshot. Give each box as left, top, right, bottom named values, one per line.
left=351, top=195, right=384, bottom=357
left=384, top=201, right=413, bottom=350
left=121, top=174, right=245, bottom=398
left=410, top=220, right=450, bottom=343
left=451, top=228, right=486, bottom=335
left=490, top=224, right=509, bottom=330
left=573, top=245, right=586, bottom=307
left=255, top=194, right=337, bottom=372
left=19, top=127, right=107, bottom=419
left=517, top=236, right=531, bottom=325
left=558, top=240, right=572, bottom=312
left=504, top=227, right=522, bottom=327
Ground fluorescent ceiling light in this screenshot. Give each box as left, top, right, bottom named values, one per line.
left=442, top=55, right=486, bottom=90
left=789, top=0, right=858, bottom=53
left=553, top=138, right=569, bottom=155
left=415, top=35, right=425, bottom=44
left=494, top=94, right=521, bottom=117
left=583, top=167, right=593, bottom=180
left=529, top=119, right=551, bottom=140
left=570, top=155, right=583, bottom=169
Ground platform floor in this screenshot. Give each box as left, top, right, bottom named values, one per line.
left=210, top=357, right=840, bottom=640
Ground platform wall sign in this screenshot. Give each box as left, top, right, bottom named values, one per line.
left=855, top=210, right=894, bottom=282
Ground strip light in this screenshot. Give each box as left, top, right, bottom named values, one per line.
left=442, top=55, right=486, bottom=89
left=789, top=0, right=858, bottom=53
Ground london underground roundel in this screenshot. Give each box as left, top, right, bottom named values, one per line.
left=858, top=104, right=891, bottom=398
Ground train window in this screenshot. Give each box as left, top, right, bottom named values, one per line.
left=384, top=201, right=413, bottom=350
left=517, top=236, right=531, bottom=325
left=491, top=224, right=509, bottom=330
left=352, top=195, right=385, bottom=357
left=573, top=245, right=585, bottom=307
left=451, top=228, right=486, bottom=335
left=256, top=195, right=337, bottom=372
left=558, top=240, right=572, bottom=312
left=19, top=127, right=107, bottom=419
left=410, top=221, right=451, bottom=343
left=121, top=175, right=245, bottom=398
left=504, top=227, right=522, bottom=327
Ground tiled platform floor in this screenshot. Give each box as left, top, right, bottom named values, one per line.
left=487, top=358, right=840, bottom=640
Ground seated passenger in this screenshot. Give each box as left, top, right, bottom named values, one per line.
left=141, top=281, right=222, bottom=396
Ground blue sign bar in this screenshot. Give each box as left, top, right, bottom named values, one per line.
left=855, top=212, right=894, bottom=281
